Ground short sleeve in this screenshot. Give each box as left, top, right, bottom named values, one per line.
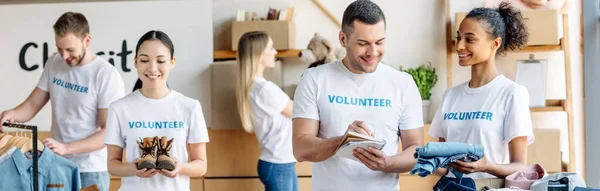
left=255, top=81, right=290, bottom=116
left=36, top=55, right=55, bottom=92
left=503, top=86, right=535, bottom=145
left=292, top=71, right=320, bottom=120
left=104, top=104, right=125, bottom=148
left=398, top=73, right=424, bottom=130
left=429, top=90, right=449, bottom=139
left=187, top=101, right=210, bottom=143
left=98, top=68, right=125, bottom=109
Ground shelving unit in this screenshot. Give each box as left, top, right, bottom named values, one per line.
left=213, top=49, right=301, bottom=61
left=449, top=42, right=563, bottom=53
left=444, top=0, right=576, bottom=172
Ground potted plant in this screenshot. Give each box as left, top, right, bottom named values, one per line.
left=400, top=62, right=438, bottom=123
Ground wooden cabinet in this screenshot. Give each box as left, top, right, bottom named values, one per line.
left=204, top=178, right=311, bottom=191
left=204, top=129, right=312, bottom=178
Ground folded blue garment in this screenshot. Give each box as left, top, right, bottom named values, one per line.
left=410, top=142, right=484, bottom=179
left=414, top=142, right=484, bottom=158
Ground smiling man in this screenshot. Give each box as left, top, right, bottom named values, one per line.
left=0, top=12, right=125, bottom=191
left=291, top=1, right=425, bottom=191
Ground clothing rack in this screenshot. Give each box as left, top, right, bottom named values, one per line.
left=2, top=122, right=38, bottom=191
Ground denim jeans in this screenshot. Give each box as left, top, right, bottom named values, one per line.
left=257, top=160, right=298, bottom=191
left=433, top=176, right=476, bottom=191
left=80, top=172, right=109, bottom=191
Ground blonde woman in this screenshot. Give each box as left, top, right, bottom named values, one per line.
left=236, top=31, right=297, bottom=191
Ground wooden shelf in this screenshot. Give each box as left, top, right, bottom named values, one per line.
left=530, top=106, right=564, bottom=112
left=451, top=40, right=562, bottom=53
left=214, top=49, right=301, bottom=60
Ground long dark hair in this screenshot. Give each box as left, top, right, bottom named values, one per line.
left=132, top=30, right=175, bottom=92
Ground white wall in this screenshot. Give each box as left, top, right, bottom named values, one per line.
left=0, top=0, right=213, bottom=131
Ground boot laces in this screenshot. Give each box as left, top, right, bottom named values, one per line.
left=140, top=146, right=154, bottom=158
left=157, top=146, right=171, bottom=157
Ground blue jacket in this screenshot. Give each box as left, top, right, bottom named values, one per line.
left=0, top=147, right=81, bottom=191
left=410, top=142, right=484, bottom=179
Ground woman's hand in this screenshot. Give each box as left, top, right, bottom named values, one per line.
left=448, top=156, right=490, bottom=174
left=133, top=158, right=159, bottom=178
left=160, top=158, right=183, bottom=178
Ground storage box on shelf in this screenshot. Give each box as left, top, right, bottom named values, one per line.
left=454, top=10, right=562, bottom=46
left=231, top=20, right=295, bottom=51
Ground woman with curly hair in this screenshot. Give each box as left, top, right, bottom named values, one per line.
left=429, top=1, right=534, bottom=181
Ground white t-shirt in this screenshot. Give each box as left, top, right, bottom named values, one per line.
left=293, top=60, right=424, bottom=191
left=37, top=53, right=125, bottom=172
left=429, top=75, right=535, bottom=179
left=104, top=90, right=209, bottom=191
left=250, top=77, right=295, bottom=164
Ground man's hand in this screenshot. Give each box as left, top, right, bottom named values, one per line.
left=347, top=120, right=373, bottom=137
left=42, top=138, right=70, bottom=156
left=0, top=109, right=17, bottom=133
left=353, top=146, right=391, bottom=171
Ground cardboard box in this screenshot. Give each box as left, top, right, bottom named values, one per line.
left=531, top=111, right=569, bottom=163
left=210, top=60, right=282, bottom=129
left=455, top=10, right=561, bottom=45
left=528, top=128, right=562, bottom=172
left=231, top=20, right=295, bottom=50
left=399, top=175, right=439, bottom=191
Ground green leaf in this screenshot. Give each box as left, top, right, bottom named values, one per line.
left=399, top=62, right=437, bottom=100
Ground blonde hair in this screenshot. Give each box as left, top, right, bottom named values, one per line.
left=236, top=31, right=270, bottom=133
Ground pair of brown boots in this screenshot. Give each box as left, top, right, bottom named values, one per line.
left=136, top=136, right=176, bottom=171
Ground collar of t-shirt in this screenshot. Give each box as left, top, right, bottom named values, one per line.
left=133, top=90, right=177, bottom=104
left=462, top=75, right=506, bottom=94
left=60, top=55, right=102, bottom=71
left=335, top=60, right=379, bottom=78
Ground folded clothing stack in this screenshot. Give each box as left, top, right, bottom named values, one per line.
left=410, top=142, right=485, bottom=179
left=504, top=164, right=548, bottom=190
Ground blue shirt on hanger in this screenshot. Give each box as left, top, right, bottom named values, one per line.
left=0, top=147, right=81, bottom=191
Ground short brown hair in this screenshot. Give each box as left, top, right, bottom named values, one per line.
left=53, top=12, right=90, bottom=39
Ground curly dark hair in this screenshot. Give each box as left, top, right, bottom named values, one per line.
left=466, top=2, right=529, bottom=56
